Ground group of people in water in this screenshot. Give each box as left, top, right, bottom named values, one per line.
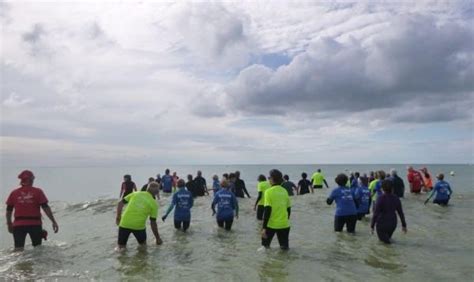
left=5, top=166, right=453, bottom=251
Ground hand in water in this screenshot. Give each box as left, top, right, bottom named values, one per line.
left=116, top=216, right=121, bottom=226
left=156, top=237, right=163, bottom=245
left=370, top=228, right=374, bottom=235
left=402, top=227, right=407, bottom=234
left=161, top=216, right=167, bottom=222
left=261, top=229, right=267, bottom=239
left=211, top=212, right=216, bottom=216
left=52, top=222, right=59, bottom=233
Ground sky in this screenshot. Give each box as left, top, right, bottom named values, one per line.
left=1, top=0, right=473, bottom=166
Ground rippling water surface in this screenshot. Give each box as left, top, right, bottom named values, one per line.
left=0, top=165, right=472, bottom=281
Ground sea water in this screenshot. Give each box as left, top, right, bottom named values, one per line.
left=0, top=164, right=473, bottom=281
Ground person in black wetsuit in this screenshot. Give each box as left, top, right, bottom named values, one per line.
left=142, top=177, right=155, bottom=191
left=120, top=175, right=137, bottom=199
left=389, top=169, right=405, bottom=198
left=194, top=170, right=209, bottom=196
left=155, top=174, right=162, bottom=189
left=297, top=173, right=313, bottom=195
left=186, top=174, right=197, bottom=198
left=281, top=175, right=297, bottom=196
left=234, top=171, right=251, bottom=198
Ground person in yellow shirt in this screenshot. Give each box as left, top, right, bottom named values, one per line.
left=261, top=169, right=291, bottom=250
left=311, top=169, right=329, bottom=189
left=254, top=175, right=271, bottom=220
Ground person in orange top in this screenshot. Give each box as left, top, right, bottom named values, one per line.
left=420, top=167, right=433, bottom=192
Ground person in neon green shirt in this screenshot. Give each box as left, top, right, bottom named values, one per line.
left=254, top=175, right=271, bottom=220
left=261, top=169, right=291, bottom=250
left=311, top=169, right=329, bottom=189
left=116, top=182, right=162, bottom=250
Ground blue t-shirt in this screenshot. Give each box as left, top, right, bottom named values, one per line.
left=170, top=188, right=193, bottom=221
left=212, top=189, right=238, bottom=220
left=212, top=179, right=221, bottom=193
left=162, top=174, right=173, bottom=193
left=433, top=180, right=452, bottom=201
left=351, top=179, right=359, bottom=189
left=374, top=180, right=383, bottom=199
left=328, top=186, right=358, bottom=216
left=355, top=186, right=370, bottom=214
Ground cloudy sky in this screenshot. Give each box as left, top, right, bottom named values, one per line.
left=1, top=0, right=473, bottom=166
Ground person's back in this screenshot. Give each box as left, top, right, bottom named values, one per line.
left=407, top=169, right=424, bottom=193
left=194, top=176, right=207, bottom=196
left=369, top=179, right=379, bottom=201
left=173, top=188, right=193, bottom=220
left=373, top=193, right=401, bottom=226
left=265, top=185, right=291, bottom=229
left=213, top=189, right=237, bottom=219
left=234, top=178, right=250, bottom=198
left=391, top=174, right=405, bottom=198
left=298, top=174, right=312, bottom=195
left=162, top=174, right=173, bottom=193
left=7, top=186, right=47, bottom=227
left=281, top=181, right=295, bottom=196
left=120, top=192, right=158, bottom=230
left=356, top=185, right=370, bottom=217
left=311, top=172, right=323, bottom=186
left=329, top=186, right=358, bottom=216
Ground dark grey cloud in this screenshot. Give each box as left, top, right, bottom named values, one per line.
left=223, top=15, right=474, bottom=123
left=22, top=23, right=45, bottom=43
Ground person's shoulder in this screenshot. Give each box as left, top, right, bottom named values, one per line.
left=8, top=187, right=23, bottom=195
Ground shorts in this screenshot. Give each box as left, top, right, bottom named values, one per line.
left=334, top=215, right=357, bottom=233
left=357, top=213, right=366, bottom=220
left=217, top=218, right=234, bottom=231
left=434, top=199, right=450, bottom=206
left=174, top=220, right=190, bottom=231
left=262, top=227, right=290, bottom=250
left=313, top=185, right=323, bottom=189
left=256, top=205, right=264, bottom=220
left=118, top=227, right=147, bottom=246
left=13, top=225, right=43, bottom=248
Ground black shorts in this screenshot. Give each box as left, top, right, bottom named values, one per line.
left=256, top=205, right=264, bottom=220
left=118, top=227, right=147, bottom=246
left=357, top=213, right=366, bottom=220
left=217, top=218, right=234, bottom=231
left=174, top=220, right=190, bottom=231
left=334, top=215, right=357, bottom=233
left=13, top=225, right=43, bottom=248
left=313, top=185, right=323, bottom=189
left=434, top=199, right=450, bottom=205
left=262, top=227, right=290, bottom=250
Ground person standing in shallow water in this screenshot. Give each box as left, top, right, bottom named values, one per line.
left=234, top=171, right=251, bottom=198
left=425, top=173, right=452, bottom=206
left=212, top=179, right=239, bottom=231
left=6, top=170, right=59, bottom=251
left=261, top=169, right=292, bottom=250
left=162, top=179, right=194, bottom=232
left=281, top=175, right=297, bottom=196
left=371, top=180, right=407, bottom=244
left=254, top=175, right=271, bottom=220
left=120, top=175, right=137, bottom=199
left=326, top=173, right=359, bottom=233
left=298, top=173, right=313, bottom=195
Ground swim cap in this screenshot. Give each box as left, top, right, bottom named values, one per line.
left=18, top=170, right=35, bottom=180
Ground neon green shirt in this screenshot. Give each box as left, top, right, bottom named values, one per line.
left=257, top=181, right=271, bottom=206
left=264, top=185, right=291, bottom=229
left=119, top=192, right=158, bottom=230
left=311, top=172, right=325, bottom=186
left=369, top=179, right=379, bottom=201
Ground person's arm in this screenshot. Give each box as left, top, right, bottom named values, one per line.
left=242, top=181, right=251, bottom=198
left=211, top=196, right=217, bottom=216
left=6, top=206, right=13, bottom=233
left=424, top=189, right=435, bottom=204
left=310, top=181, right=314, bottom=194
left=297, top=182, right=301, bottom=195
left=234, top=196, right=239, bottom=219
left=162, top=196, right=176, bottom=221
left=204, top=179, right=209, bottom=196
left=396, top=198, right=407, bottom=233
left=149, top=219, right=162, bottom=245
left=119, top=183, right=125, bottom=198
left=41, top=204, right=59, bottom=233
left=323, top=179, right=329, bottom=188
left=116, top=199, right=126, bottom=225
left=254, top=192, right=262, bottom=210
left=287, top=207, right=291, bottom=219
left=262, top=206, right=272, bottom=229
left=326, top=189, right=335, bottom=205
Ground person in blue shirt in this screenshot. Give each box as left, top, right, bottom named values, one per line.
left=161, top=169, right=173, bottom=193
left=211, top=175, right=221, bottom=195
left=211, top=179, right=239, bottom=231
left=425, top=173, right=453, bottom=206
left=355, top=176, right=370, bottom=220
left=162, top=179, right=194, bottom=232
left=351, top=172, right=360, bottom=189
left=327, top=173, right=359, bottom=233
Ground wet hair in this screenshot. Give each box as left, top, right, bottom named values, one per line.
left=220, top=179, right=229, bottom=188
left=229, top=173, right=236, bottom=179
left=124, top=175, right=131, bottom=181
left=235, top=171, right=240, bottom=177
left=437, top=173, right=444, bottom=180
left=269, top=169, right=284, bottom=185
left=335, top=173, right=348, bottom=187
left=378, top=170, right=386, bottom=180
left=258, top=174, right=267, bottom=182
left=354, top=172, right=360, bottom=178
left=381, top=179, right=393, bottom=193
left=283, top=174, right=289, bottom=181
left=148, top=177, right=155, bottom=182
left=165, top=169, right=170, bottom=174
left=177, top=179, right=186, bottom=188
left=222, top=173, right=229, bottom=179
left=359, top=176, right=369, bottom=187
left=187, top=174, right=193, bottom=181
left=301, top=172, right=307, bottom=179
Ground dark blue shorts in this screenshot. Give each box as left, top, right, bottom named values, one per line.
left=118, top=227, right=146, bottom=246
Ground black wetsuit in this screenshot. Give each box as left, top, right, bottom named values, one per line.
left=234, top=178, right=251, bottom=198
left=298, top=179, right=311, bottom=195
left=390, top=175, right=405, bottom=198
left=371, top=193, right=407, bottom=244
left=121, top=181, right=136, bottom=198
left=186, top=181, right=198, bottom=198
left=281, top=181, right=296, bottom=196
left=194, top=176, right=207, bottom=196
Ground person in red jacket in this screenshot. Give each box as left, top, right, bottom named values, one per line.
left=5, top=170, right=59, bottom=251
left=407, top=166, right=425, bottom=194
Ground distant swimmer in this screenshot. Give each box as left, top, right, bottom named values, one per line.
left=298, top=173, right=313, bottom=195
left=211, top=175, right=221, bottom=195
left=212, top=179, right=239, bottom=231
left=5, top=170, right=59, bottom=251
left=254, top=175, right=271, bottom=220
left=161, top=169, right=173, bottom=193
left=371, top=180, right=407, bottom=244
left=420, top=167, right=433, bottom=192
left=162, top=179, right=194, bottom=232
left=116, top=182, right=162, bottom=249
left=355, top=176, right=370, bottom=220
left=281, top=175, right=297, bottom=196
left=326, top=173, right=359, bottom=233
left=389, top=169, right=405, bottom=198
left=234, top=171, right=251, bottom=198
left=424, top=173, right=452, bottom=206
left=407, top=166, right=424, bottom=194
left=194, top=171, right=209, bottom=196
left=311, top=169, right=329, bottom=189
left=261, top=169, right=291, bottom=250
left=120, top=174, right=137, bottom=199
